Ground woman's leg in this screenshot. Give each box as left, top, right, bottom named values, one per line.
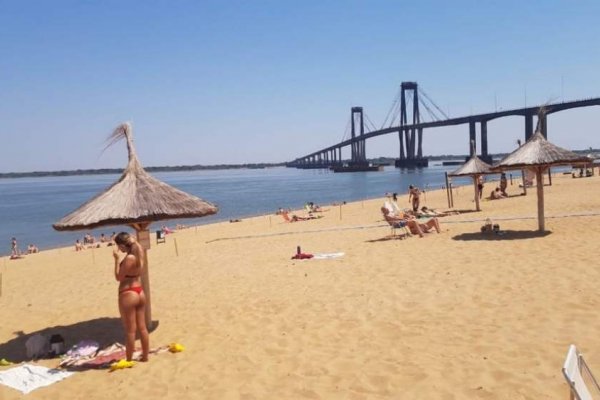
left=427, top=218, right=441, bottom=233
left=408, top=220, right=424, bottom=237
left=135, top=292, right=150, bottom=361
left=119, top=293, right=139, bottom=361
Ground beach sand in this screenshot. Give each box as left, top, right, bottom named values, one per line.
left=1, top=172, right=600, bottom=399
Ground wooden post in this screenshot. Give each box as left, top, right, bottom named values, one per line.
left=548, top=168, right=552, bottom=186
left=445, top=172, right=451, bottom=208
left=473, top=175, right=481, bottom=211
left=536, top=168, right=545, bottom=231
left=174, top=238, right=179, bottom=257
left=521, top=169, right=527, bottom=195
left=0, top=272, right=3, bottom=297
left=133, top=223, right=153, bottom=329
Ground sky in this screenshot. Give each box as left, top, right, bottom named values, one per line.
left=1, top=0, right=599, bottom=173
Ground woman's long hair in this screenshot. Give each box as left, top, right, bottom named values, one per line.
left=114, top=232, right=143, bottom=270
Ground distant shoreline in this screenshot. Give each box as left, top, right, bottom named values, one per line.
left=2, top=148, right=596, bottom=179
left=0, top=163, right=286, bottom=179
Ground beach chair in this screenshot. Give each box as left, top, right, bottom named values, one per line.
left=385, top=219, right=411, bottom=239
left=156, top=230, right=166, bottom=244
left=562, top=344, right=600, bottom=400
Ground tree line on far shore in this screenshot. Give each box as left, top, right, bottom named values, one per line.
left=2, top=148, right=598, bottom=179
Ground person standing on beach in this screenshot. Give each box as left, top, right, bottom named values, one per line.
left=11, top=237, right=18, bottom=257
left=500, top=173, right=508, bottom=196
left=113, top=232, right=149, bottom=362
left=408, top=185, right=421, bottom=212
left=477, top=176, right=484, bottom=200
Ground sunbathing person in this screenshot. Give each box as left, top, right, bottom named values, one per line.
left=489, top=187, right=507, bottom=200
left=281, top=211, right=320, bottom=222
left=306, top=202, right=327, bottom=212
left=75, top=239, right=84, bottom=251
left=414, top=206, right=458, bottom=218
left=381, top=207, right=440, bottom=238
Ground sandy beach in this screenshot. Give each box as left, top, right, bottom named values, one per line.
left=1, top=172, right=600, bottom=399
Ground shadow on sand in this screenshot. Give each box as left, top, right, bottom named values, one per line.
left=452, top=230, right=551, bottom=241
left=366, top=235, right=409, bottom=243
left=0, top=317, right=159, bottom=363
left=449, top=209, right=482, bottom=215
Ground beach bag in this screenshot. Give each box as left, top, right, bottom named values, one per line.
left=49, top=334, right=65, bottom=356
left=25, top=334, right=49, bottom=359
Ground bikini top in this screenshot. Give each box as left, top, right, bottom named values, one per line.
left=125, top=275, right=140, bottom=278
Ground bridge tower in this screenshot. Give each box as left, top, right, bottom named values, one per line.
left=350, top=106, right=368, bottom=166
left=395, top=82, right=428, bottom=168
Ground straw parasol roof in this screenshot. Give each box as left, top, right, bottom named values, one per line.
left=448, top=154, right=494, bottom=212
left=448, top=155, right=493, bottom=177
left=53, top=122, right=218, bottom=231
left=491, top=131, right=589, bottom=231
left=53, top=122, right=218, bottom=327
left=490, top=131, right=589, bottom=171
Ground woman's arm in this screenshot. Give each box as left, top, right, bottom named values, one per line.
left=113, top=249, right=121, bottom=281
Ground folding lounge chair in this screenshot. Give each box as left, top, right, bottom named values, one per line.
left=562, top=344, right=600, bottom=400
left=386, top=219, right=411, bottom=239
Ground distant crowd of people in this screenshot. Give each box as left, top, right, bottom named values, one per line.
left=9, top=237, right=38, bottom=259
left=75, top=232, right=116, bottom=251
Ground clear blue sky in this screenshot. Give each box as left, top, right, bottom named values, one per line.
left=1, top=1, right=599, bottom=172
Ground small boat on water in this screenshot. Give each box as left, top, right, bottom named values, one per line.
left=332, top=164, right=384, bottom=173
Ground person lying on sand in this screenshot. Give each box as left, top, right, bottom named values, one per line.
left=281, top=211, right=321, bottom=222
left=412, top=206, right=459, bottom=218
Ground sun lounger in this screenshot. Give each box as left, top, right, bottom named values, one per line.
left=562, top=344, right=600, bottom=400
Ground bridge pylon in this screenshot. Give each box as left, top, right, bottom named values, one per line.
left=395, top=82, right=428, bottom=168
left=349, top=106, right=368, bottom=167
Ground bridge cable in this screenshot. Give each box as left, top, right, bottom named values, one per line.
left=381, top=89, right=402, bottom=129
left=340, top=116, right=351, bottom=143
left=363, top=113, right=378, bottom=133
left=419, top=87, right=449, bottom=120
left=419, top=98, right=440, bottom=122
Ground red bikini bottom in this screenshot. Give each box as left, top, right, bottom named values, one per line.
left=119, top=286, right=143, bottom=295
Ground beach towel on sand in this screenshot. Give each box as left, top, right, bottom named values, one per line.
left=292, top=252, right=345, bottom=260
left=59, top=342, right=170, bottom=370
left=0, top=364, right=73, bottom=394
left=313, top=252, right=345, bottom=260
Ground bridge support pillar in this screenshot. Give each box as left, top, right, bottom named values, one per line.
left=350, top=106, right=368, bottom=166
left=398, top=130, right=405, bottom=159
left=480, top=121, right=492, bottom=164
left=469, top=121, right=476, bottom=157
left=525, top=114, right=534, bottom=141
left=539, top=114, right=547, bottom=138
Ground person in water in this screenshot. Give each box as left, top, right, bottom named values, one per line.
left=113, top=232, right=149, bottom=362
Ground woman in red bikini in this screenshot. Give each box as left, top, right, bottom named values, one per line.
left=113, top=232, right=149, bottom=362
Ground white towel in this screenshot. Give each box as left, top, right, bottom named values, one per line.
left=312, top=252, right=345, bottom=260
left=0, top=364, right=74, bottom=394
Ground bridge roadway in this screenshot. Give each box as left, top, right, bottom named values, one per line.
left=297, top=97, right=600, bottom=160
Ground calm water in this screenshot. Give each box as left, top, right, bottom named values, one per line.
left=0, top=164, right=472, bottom=254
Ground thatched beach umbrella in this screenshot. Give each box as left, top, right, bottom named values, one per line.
left=448, top=154, right=493, bottom=212
left=54, top=122, right=218, bottom=326
left=491, top=131, right=588, bottom=231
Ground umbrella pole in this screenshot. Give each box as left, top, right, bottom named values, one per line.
left=133, top=223, right=153, bottom=329
left=536, top=168, right=545, bottom=231
left=473, top=175, right=481, bottom=211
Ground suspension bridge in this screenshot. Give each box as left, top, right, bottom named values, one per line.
left=287, top=82, right=600, bottom=170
